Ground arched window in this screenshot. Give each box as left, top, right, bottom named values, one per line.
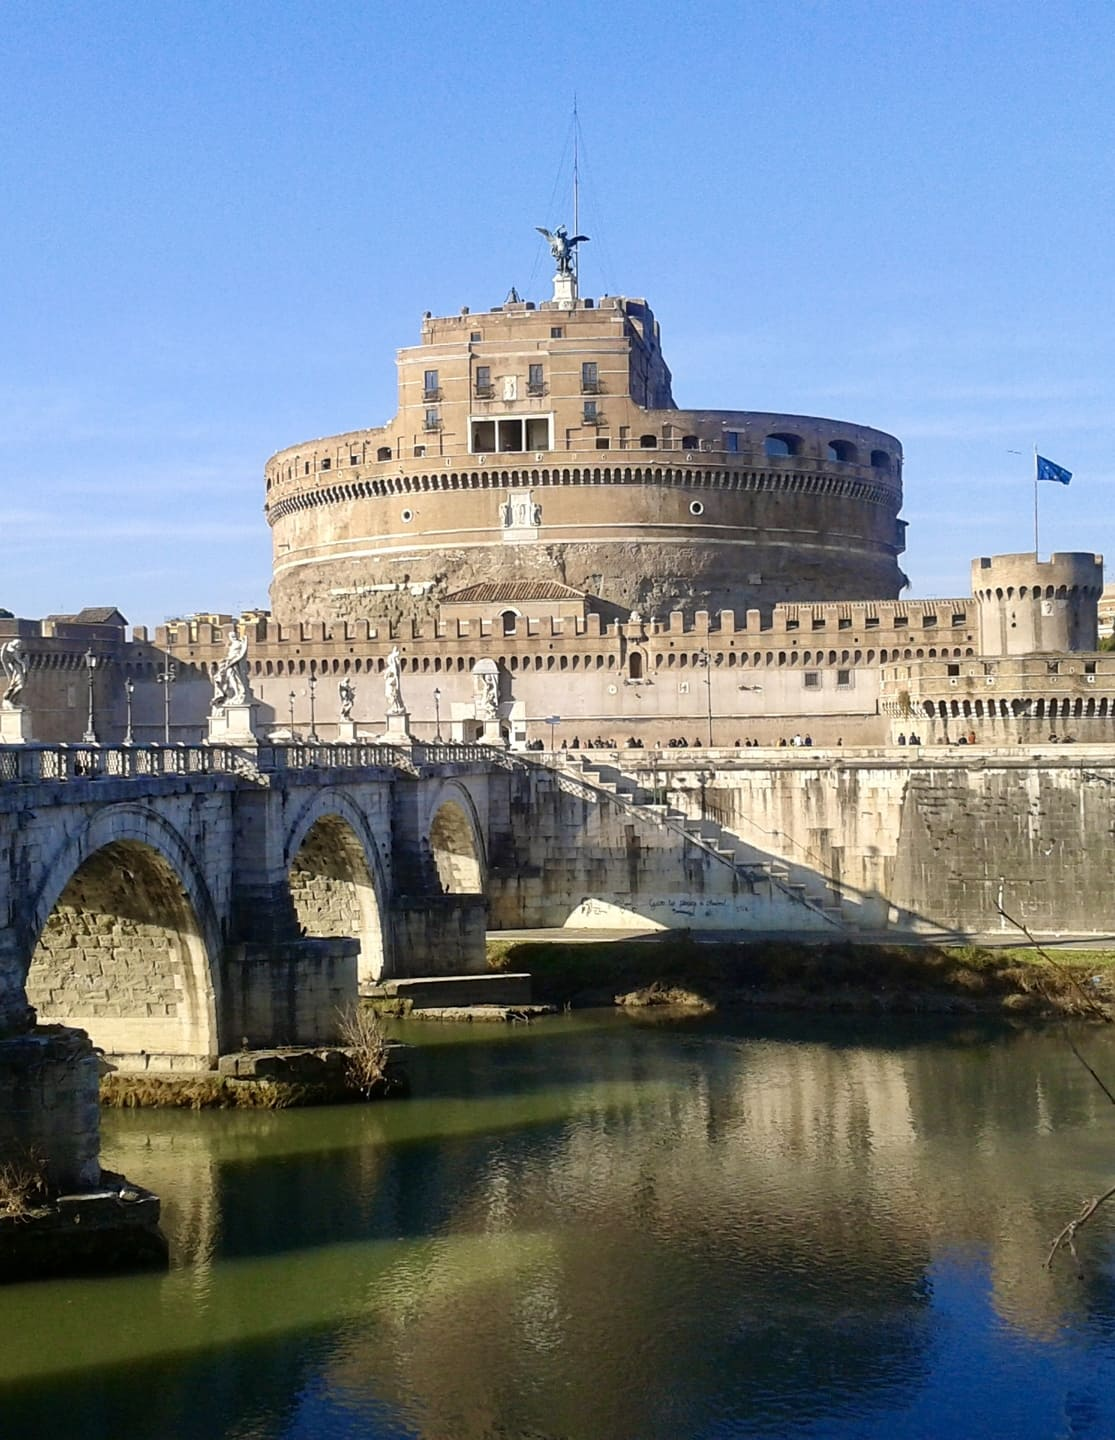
left=870, top=450, right=891, bottom=470
left=765, top=433, right=802, bottom=458
left=377, top=446, right=392, bottom=462
left=682, top=435, right=699, bottom=450
left=640, top=434, right=658, bottom=448
left=827, top=440, right=857, bottom=463
left=629, top=651, right=644, bottom=680
left=500, top=610, right=517, bottom=636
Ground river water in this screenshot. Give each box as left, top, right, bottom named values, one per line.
left=3, top=1010, right=1115, bottom=1439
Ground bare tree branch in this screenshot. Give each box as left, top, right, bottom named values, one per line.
left=993, top=900, right=1113, bottom=1024
left=1046, top=1182, right=1115, bottom=1269
left=992, top=902, right=1115, bottom=1268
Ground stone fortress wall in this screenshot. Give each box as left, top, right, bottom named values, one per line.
left=9, top=555, right=1115, bottom=750
left=145, top=594, right=981, bottom=748
left=265, top=291, right=906, bottom=624
left=881, top=553, right=1110, bottom=744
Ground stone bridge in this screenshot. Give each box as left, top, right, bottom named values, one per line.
left=5, top=737, right=1115, bottom=1081
left=4, top=735, right=1115, bottom=1201
left=0, top=741, right=505, bottom=1073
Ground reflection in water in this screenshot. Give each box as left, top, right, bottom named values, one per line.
left=3, top=1013, right=1115, bottom=1439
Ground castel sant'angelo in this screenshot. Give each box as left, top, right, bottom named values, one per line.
left=3, top=227, right=1110, bottom=747
left=265, top=227, right=907, bottom=628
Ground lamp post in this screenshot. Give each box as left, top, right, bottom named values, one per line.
left=696, top=649, right=714, bottom=748
left=546, top=714, right=561, bottom=752
left=433, top=686, right=442, bottom=742
left=123, top=677, right=135, bottom=745
left=156, top=662, right=176, bottom=744
left=82, top=649, right=99, bottom=743
left=288, top=689, right=296, bottom=737
left=307, top=672, right=318, bottom=742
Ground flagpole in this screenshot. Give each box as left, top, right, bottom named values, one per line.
left=1033, top=444, right=1039, bottom=557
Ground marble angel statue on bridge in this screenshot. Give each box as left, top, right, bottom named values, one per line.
left=210, top=630, right=251, bottom=712
left=384, top=647, right=405, bottom=715
left=1, top=638, right=27, bottom=709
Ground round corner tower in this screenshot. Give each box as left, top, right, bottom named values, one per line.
left=972, top=552, right=1104, bottom=655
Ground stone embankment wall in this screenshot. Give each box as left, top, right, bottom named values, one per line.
left=638, top=750, right=1115, bottom=936
left=489, top=750, right=1115, bottom=938
left=486, top=762, right=837, bottom=934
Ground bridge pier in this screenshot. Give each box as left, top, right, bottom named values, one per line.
left=221, top=938, right=358, bottom=1050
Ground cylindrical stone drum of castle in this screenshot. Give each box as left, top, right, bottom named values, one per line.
left=264, top=296, right=907, bottom=624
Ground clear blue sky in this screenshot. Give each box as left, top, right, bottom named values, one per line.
left=3, top=0, right=1111, bottom=629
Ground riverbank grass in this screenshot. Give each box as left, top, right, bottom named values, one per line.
left=487, top=934, right=1115, bottom=1017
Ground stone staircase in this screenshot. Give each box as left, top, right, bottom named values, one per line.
left=566, top=757, right=851, bottom=933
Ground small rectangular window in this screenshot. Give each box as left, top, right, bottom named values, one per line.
left=725, top=431, right=739, bottom=453
left=922, top=614, right=938, bottom=628
left=838, top=617, right=852, bottom=630
left=321, top=457, right=331, bottom=470
left=812, top=617, right=826, bottom=631
left=951, top=612, right=966, bottom=627
left=786, top=619, right=799, bottom=631
left=425, top=408, right=440, bottom=430
left=475, top=365, right=491, bottom=397
left=528, top=363, right=544, bottom=394
left=894, top=616, right=908, bottom=628
left=583, top=400, right=598, bottom=422
left=469, top=330, right=481, bottom=342
left=550, top=326, right=563, bottom=339
left=947, top=663, right=960, bottom=677
left=836, top=670, right=852, bottom=687
left=596, top=436, right=610, bottom=449
left=350, top=454, right=358, bottom=465
left=581, top=361, right=599, bottom=393
left=423, top=369, right=439, bottom=399
left=803, top=672, right=820, bottom=689
left=1047, top=660, right=1060, bottom=675
left=1085, top=661, right=1097, bottom=675
left=865, top=616, right=880, bottom=629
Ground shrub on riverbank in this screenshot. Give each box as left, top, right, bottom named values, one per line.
left=487, top=933, right=1115, bottom=1018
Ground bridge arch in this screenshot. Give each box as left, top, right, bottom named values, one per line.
left=25, top=805, right=220, bottom=1070
left=284, top=790, right=391, bottom=986
left=426, top=782, right=487, bottom=894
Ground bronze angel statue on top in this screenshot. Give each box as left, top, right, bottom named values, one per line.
left=536, top=225, right=589, bottom=275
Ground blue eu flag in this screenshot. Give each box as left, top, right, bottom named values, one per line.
left=1036, top=455, right=1072, bottom=485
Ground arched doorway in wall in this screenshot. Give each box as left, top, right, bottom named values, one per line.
left=26, top=839, right=215, bottom=1070
left=428, top=800, right=484, bottom=893
left=288, top=813, right=386, bottom=988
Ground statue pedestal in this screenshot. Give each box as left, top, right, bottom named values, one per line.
left=336, top=719, right=358, bottom=743
left=479, top=717, right=505, bottom=746
left=377, top=710, right=411, bottom=745
left=552, top=271, right=577, bottom=308
left=208, top=703, right=260, bottom=746
left=0, top=707, right=31, bottom=744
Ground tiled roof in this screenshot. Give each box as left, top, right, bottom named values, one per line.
left=444, top=581, right=587, bottom=603
left=45, top=607, right=127, bottom=625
